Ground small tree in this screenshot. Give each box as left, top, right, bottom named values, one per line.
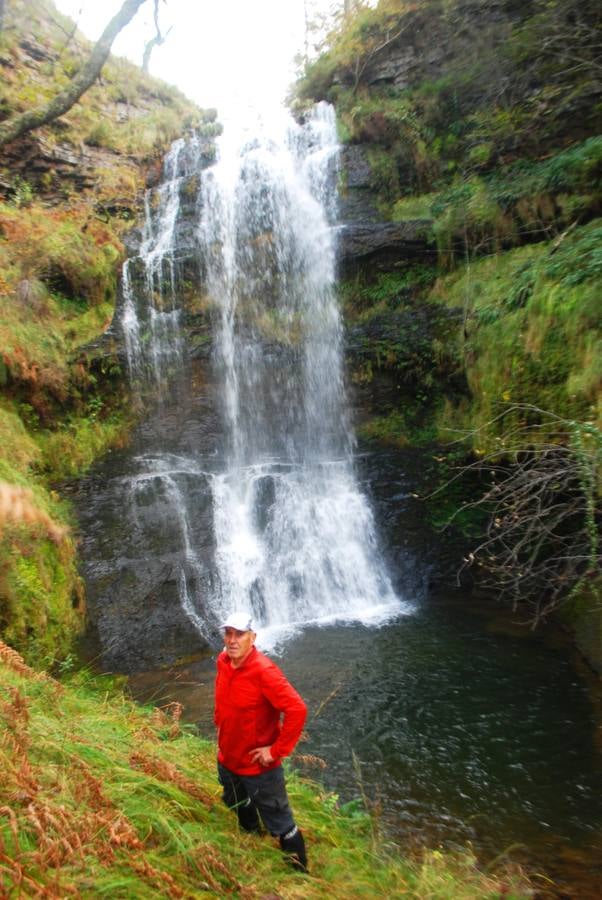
left=0, top=0, right=149, bottom=148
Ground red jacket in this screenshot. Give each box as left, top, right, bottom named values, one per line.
left=214, top=646, right=307, bottom=776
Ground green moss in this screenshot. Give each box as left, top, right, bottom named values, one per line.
left=36, top=408, right=132, bottom=481
left=0, top=416, right=83, bottom=667
left=0, top=404, right=41, bottom=474
left=429, top=220, right=602, bottom=447
left=391, top=192, right=438, bottom=221
left=365, top=144, right=401, bottom=213
left=359, top=409, right=438, bottom=448
left=341, top=264, right=437, bottom=318
left=1, top=537, right=81, bottom=667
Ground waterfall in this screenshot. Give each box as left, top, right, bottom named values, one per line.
left=199, top=104, right=404, bottom=644
left=120, top=136, right=201, bottom=388
left=108, top=104, right=405, bottom=658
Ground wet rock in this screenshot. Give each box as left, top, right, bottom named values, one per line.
left=338, top=146, right=380, bottom=223
left=338, top=219, right=435, bottom=268
left=341, top=145, right=373, bottom=190
left=90, top=555, right=211, bottom=672
left=336, top=144, right=434, bottom=269
left=75, top=423, right=219, bottom=673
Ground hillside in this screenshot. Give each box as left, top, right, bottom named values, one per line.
left=0, top=0, right=217, bottom=667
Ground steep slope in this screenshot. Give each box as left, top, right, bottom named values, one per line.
left=0, top=640, right=532, bottom=898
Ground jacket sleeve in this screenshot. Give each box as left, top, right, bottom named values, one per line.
left=260, top=663, right=307, bottom=760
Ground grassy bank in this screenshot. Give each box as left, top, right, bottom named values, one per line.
left=429, top=218, right=602, bottom=447
left=0, top=644, right=531, bottom=898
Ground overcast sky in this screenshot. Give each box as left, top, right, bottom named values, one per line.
left=53, top=0, right=340, bottom=114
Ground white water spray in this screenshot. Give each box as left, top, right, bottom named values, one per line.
left=200, top=104, right=405, bottom=644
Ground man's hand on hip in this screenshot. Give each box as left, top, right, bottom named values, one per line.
left=250, top=746, right=274, bottom=766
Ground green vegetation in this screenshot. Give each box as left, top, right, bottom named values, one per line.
left=303, top=0, right=601, bottom=449
left=298, top=0, right=601, bottom=202
left=0, top=0, right=213, bottom=666
left=0, top=403, right=83, bottom=669
left=300, top=0, right=601, bottom=635
left=429, top=220, right=602, bottom=445
left=345, top=220, right=601, bottom=453
left=0, top=650, right=531, bottom=897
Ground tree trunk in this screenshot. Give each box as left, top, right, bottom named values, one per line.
left=0, top=0, right=147, bottom=148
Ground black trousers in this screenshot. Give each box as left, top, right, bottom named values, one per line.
left=217, top=761, right=296, bottom=836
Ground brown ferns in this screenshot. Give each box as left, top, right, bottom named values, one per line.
left=0, top=641, right=39, bottom=681
left=129, top=752, right=214, bottom=808
left=129, top=858, right=186, bottom=899
left=150, top=701, right=184, bottom=739
left=0, top=641, right=61, bottom=695
left=0, top=481, right=67, bottom=544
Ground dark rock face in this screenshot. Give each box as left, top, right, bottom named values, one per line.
left=338, top=145, right=380, bottom=222
left=344, top=0, right=522, bottom=95
left=74, top=363, right=221, bottom=673
left=338, top=219, right=435, bottom=268
left=365, top=45, right=432, bottom=91
left=342, top=145, right=373, bottom=190
left=336, top=145, right=435, bottom=272
left=174, top=173, right=204, bottom=259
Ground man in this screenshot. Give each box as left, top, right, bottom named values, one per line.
left=214, top=612, right=308, bottom=872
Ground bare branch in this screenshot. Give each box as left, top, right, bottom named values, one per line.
left=142, top=0, right=171, bottom=74
left=442, top=406, right=600, bottom=624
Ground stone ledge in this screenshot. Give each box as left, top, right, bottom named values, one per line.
left=337, top=219, right=434, bottom=263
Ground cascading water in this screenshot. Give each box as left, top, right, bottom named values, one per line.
left=98, top=103, right=406, bottom=663
left=199, top=104, right=405, bottom=641
left=121, top=136, right=200, bottom=387
left=80, top=107, right=602, bottom=892
left=114, top=133, right=214, bottom=646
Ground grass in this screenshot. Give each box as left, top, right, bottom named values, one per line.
left=35, top=409, right=132, bottom=481
left=0, top=649, right=532, bottom=898
left=426, top=220, right=602, bottom=448
left=392, top=193, right=438, bottom=221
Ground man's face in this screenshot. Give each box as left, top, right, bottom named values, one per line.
left=223, top=627, right=256, bottom=667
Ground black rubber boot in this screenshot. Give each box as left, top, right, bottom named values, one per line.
left=236, top=798, right=261, bottom=833
left=279, top=825, right=308, bottom=872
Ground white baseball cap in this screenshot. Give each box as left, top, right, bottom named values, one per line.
left=221, top=612, right=255, bottom=632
